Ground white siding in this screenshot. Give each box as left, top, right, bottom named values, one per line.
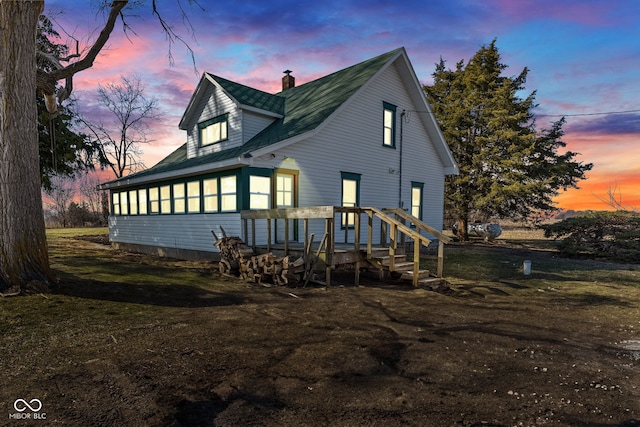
left=242, top=110, right=276, bottom=143
left=186, top=85, right=242, bottom=159
left=109, top=213, right=242, bottom=253
left=252, top=61, right=446, bottom=241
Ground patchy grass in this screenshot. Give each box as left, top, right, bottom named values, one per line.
left=1, top=228, right=639, bottom=426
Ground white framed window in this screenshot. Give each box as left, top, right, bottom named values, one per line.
left=187, top=181, right=201, bottom=213
left=128, top=190, right=138, bottom=215
left=199, top=114, right=228, bottom=146
left=120, top=191, right=129, bottom=215
left=149, top=187, right=159, bottom=214
left=276, top=173, right=294, bottom=208
left=250, top=175, right=271, bottom=209
left=138, top=189, right=148, bottom=215
left=160, top=185, right=171, bottom=214
left=220, top=176, right=237, bottom=212
left=173, top=183, right=185, bottom=214
left=203, top=178, right=218, bottom=213
left=112, top=192, right=120, bottom=215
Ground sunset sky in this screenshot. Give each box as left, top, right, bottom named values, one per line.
left=45, top=0, right=640, bottom=211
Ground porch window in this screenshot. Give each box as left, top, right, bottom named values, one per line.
left=250, top=175, right=271, bottom=209
left=160, top=185, right=171, bottom=214
left=203, top=178, right=218, bottom=213
left=120, top=191, right=128, bottom=215
left=129, top=190, right=138, bottom=215
left=149, top=187, right=160, bottom=214
left=112, top=192, right=120, bottom=215
left=383, top=102, right=397, bottom=148
left=341, top=171, right=361, bottom=227
left=173, top=183, right=185, bottom=214
left=187, top=181, right=201, bottom=213
left=220, top=176, right=237, bottom=212
left=199, top=114, right=228, bottom=146
left=276, top=173, right=294, bottom=208
left=138, top=189, right=148, bottom=215
left=411, top=182, right=424, bottom=220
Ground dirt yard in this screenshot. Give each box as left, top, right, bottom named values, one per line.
left=1, top=232, right=639, bottom=426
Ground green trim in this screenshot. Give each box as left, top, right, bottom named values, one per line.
left=411, top=181, right=424, bottom=221
left=340, top=171, right=361, bottom=229
left=198, top=113, right=229, bottom=147
left=383, top=101, right=397, bottom=148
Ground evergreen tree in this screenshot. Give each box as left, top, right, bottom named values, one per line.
left=425, top=40, right=592, bottom=240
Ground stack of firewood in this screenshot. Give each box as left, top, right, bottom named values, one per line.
left=212, top=228, right=305, bottom=285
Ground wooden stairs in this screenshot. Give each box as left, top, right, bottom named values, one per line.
left=365, top=247, right=447, bottom=289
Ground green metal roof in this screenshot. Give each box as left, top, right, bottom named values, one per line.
left=208, top=74, right=285, bottom=115
left=102, top=48, right=403, bottom=186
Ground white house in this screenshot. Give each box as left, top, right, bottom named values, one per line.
left=99, top=47, right=458, bottom=260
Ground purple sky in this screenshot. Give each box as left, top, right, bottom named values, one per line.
left=45, top=0, right=640, bottom=210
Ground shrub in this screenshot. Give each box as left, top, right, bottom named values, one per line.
left=542, top=211, right=640, bottom=262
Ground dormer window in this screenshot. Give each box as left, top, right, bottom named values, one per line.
left=199, top=113, right=228, bottom=146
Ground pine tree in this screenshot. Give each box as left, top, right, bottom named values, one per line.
left=425, top=40, right=592, bottom=240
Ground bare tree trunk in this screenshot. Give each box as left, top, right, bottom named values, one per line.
left=0, top=1, right=52, bottom=293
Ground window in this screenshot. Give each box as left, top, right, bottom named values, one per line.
left=112, top=192, right=120, bottom=215
left=173, top=183, right=185, bottom=214
left=187, top=181, right=201, bottom=213
left=341, top=172, right=361, bottom=227
left=383, top=102, right=397, bottom=148
left=250, top=175, right=271, bottom=209
left=199, top=114, right=228, bottom=146
left=220, top=176, right=237, bottom=212
left=129, top=190, right=138, bottom=215
left=138, top=189, right=148, bottom=215
left=411, top=182, right=424, bottom=220
left=160, top=185, right=171, bottom=214
left=276, top=173, right=294, bottom=208
left=149, top=187, right=160, bottom=214
left=203, top=178, right=218, bottom=213
left=120, top=191, right=128, bottom=215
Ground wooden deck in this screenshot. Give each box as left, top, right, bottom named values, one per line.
left=240, top=206, right=451, bottom=287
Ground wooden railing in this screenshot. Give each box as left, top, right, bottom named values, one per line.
left=240, top=206, right=449, bottom=286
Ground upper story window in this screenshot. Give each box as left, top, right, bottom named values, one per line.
left=199, top=113, right=228, bottom=146
left=383, top=102, right=397, bottom=148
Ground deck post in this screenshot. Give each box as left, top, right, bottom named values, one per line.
left=367, top=210, right=373, bottom=259
left=325, top=217, right=333, bottom=287
left=267, top=219, right=272, bottom=252
left=413, top=238, right=420, bottom=287
left=284, top=218, right=289, bottom=255
left=389, top=223, right=397, bottom=271
left=251, top=219, right=256, bottom=250
left=354, top=209, right=361, bottom=286
left=437, top=240, right=444, bottom=278
left=243, top=218, right=248, bottom=246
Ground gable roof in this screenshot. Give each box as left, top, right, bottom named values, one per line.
left=100, top=47, right=456, bottom=189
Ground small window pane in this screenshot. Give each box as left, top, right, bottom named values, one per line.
left=250, top=176, right=270, bottom=209
left=187, top=181, right=200, bottom=213
left=203, top=178, right=218, bottom=213
left=112, top=192, right=120, bottom=215
left=120, top=191, right=128, bottom=215
left=149, top=187, right=159, bottom=214
left=220, top=176, right=236, bottom=212
left=160, top=185, right=171, bottom=214
left=129, top=190, right=138, bottom=215
left=138, top=189, right=147, bottom=215
left=173, top=183, right=185, bottom=214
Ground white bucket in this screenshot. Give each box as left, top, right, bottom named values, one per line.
left=523, top=260, right=532, bottom=275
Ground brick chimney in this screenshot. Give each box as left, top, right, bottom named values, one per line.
left=282, top=70, right=295, bottom=90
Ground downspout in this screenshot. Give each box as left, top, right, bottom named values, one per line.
left=398, top=110, right=405, bottom=208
